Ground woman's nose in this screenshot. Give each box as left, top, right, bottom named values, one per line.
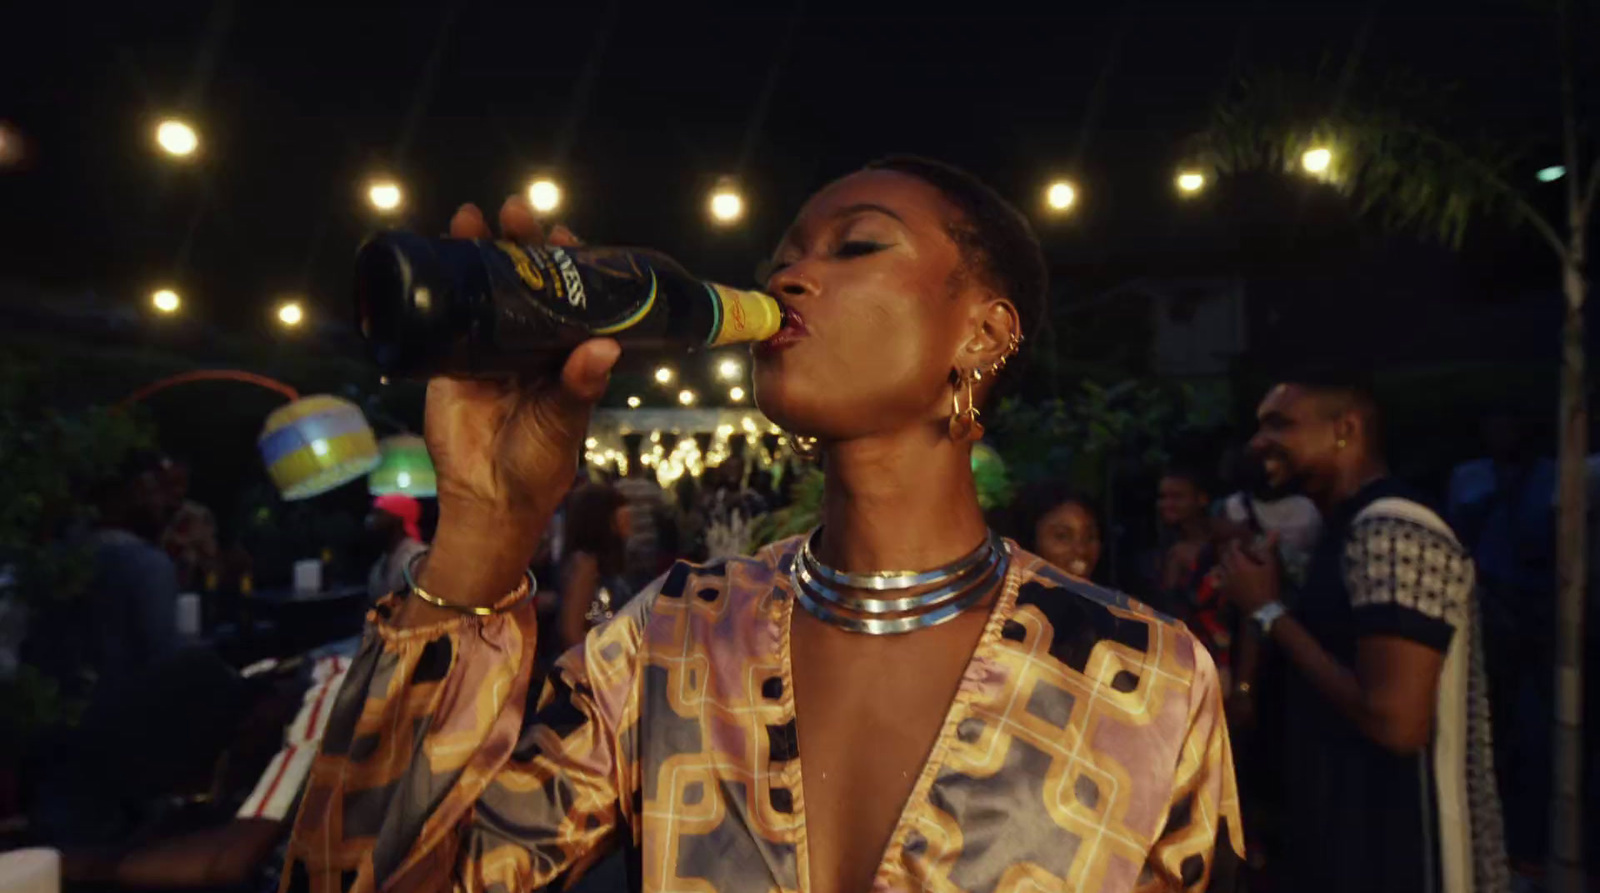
left=766, top=266, right=816, bottom=299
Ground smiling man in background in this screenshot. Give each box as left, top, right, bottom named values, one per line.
left=1221, top=377, right=1507, bottom=893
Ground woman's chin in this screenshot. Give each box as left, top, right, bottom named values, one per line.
left=751, top=377, right=817, bottom=435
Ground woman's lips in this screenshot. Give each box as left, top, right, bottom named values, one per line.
left=757, top=304, right=808, bottom=352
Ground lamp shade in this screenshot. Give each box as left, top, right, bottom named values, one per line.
left=368, top=434, right=437, bottom=497
left=258, top=395, right=381, bottom=500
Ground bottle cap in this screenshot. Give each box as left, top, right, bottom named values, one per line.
left=707, top=286, right=783, bottom=346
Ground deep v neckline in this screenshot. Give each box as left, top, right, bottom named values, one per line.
left=774, top=542, right=1024, bottom=893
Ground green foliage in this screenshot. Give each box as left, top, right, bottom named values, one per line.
left=748, top=466, right=825, bottom=549
left=1198, top=65, right=1536, bottom=250
left=0, top=359, right=157, bottom=609
left=970, top=443, right=1014, bottom=511
left=0, top=358, right=155, bottom=745
left=0, top=664, right=81, bottom=759
left=993, top=379, right=1216, bottom=502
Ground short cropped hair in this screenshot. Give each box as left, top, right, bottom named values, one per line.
left=1287, top=369, right=1384, bottom=455
left=864, top=156, right=1048, bottom=393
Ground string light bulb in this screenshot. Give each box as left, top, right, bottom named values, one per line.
left=1301, top=147, right=1332, bottom=175
left=709, top=177, right=744, bottom=224
left=367, top=179, right=403, bottom=212
left=527, top=178, right=561, bottom=213
left=1045, top=180, right=1077, bottom=211
left=277, top=301, right=304, bottom=327
left=155, top=119, right=198, bottom=157
left=151, top=288, right=181, bottom=314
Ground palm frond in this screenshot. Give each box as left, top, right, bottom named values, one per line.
left=1196, top=67, right=1560, bottom=253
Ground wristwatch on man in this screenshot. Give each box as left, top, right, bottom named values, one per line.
left=1252, top=601, right=1287, bottom=635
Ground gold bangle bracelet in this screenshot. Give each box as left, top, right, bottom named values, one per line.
left=403, top=549, right=535, bottom=615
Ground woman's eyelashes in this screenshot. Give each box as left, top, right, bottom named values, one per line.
left=835, top=239, right=887, bottom=258
left=760, top=239, right=888, bottom=281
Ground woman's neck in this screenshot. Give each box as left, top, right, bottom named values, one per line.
left=815, top=427, right=988, bottom=574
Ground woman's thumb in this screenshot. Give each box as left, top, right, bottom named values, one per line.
left=558, top=339, right=622, bottom=407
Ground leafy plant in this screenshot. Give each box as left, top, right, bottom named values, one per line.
left=993, top=379, right=1215, bottom=501
left=747, top=467, right=825, bottom=549
left=0, top=358, right=155, bottom=747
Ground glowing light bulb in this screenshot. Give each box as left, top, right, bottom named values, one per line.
left=1046, top=181, right=1077, bottom=211
left=368, top=180, right=403, bottom=212
left=1301, top=148, right=1332, bottom=174
left=151, top=289, right=181, bottom=314
left=709, top=185, right=744, bottom=224
left=155, top=119, right=198, bottom=157
left=528, top=178, right=561, bottom=213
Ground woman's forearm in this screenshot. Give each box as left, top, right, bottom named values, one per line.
left=397, top=508, right=546, bottom=627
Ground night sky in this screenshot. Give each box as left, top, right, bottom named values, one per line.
left=3, top=0, right=1580, bottom=340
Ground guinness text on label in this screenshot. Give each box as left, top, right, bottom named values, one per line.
left=552, top=248, right=587, bottom=309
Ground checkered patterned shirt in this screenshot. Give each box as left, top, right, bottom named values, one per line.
left=282, top=538, right=1242, bottom=892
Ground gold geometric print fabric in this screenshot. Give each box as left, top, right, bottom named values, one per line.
left=282, top=540, right=1241, bottom=893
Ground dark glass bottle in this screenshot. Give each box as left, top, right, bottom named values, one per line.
left=355, top=232, right=782, bottom=377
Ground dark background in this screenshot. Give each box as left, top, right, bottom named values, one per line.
left=1, top=0, right=1593, bottom=545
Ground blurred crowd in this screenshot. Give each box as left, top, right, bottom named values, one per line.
left=2, top=385, right=1597, bottom=893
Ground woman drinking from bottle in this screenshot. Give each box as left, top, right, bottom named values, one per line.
left=285, top=157, right=1241, bottom=893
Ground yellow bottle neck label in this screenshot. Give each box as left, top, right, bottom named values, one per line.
left=707, top=285, right=782, bottom=346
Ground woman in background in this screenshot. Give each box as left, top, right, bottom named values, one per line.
left=1012, top=481, right=1103, bottom=580
left=365, top=494, right=427, bottom=601
left=555, top=482, right=633, bottom=653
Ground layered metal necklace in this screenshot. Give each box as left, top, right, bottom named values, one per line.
left=790, top=528, right=1010, bottom=635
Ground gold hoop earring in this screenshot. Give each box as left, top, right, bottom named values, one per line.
left=1336, top=438, right=1348, bottom=450
left=785, top=432, right=820, bottom=461
left=947, top=368, right=984, bottom=442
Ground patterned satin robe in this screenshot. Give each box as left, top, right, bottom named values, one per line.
left=283, top=538, right=1242, bottom=892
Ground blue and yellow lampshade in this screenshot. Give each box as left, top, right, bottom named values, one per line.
left=257, top=395, right=381, bottom=500
left=368, top=434, right=437, bottom=497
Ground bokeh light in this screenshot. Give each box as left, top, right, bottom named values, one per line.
left=528, top=178, right=562, bottom=213
left=1045, top=181, right=1077, bottom=211
left=709, top=183, right=744, bottom=224
left=151, top=288, right=181, bottom=314
left=1301, top=147, right=1332, bottom=175
left=367, top=179, right=403, bottom=212
left=277, top=301, right=304, bottom=327
left=1176, top=171, right=1206, bottom=194
left=155, top=119, right=199, bottom=157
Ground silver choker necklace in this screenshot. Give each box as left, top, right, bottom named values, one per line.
left=791, top=528, right=1010, bottom=635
